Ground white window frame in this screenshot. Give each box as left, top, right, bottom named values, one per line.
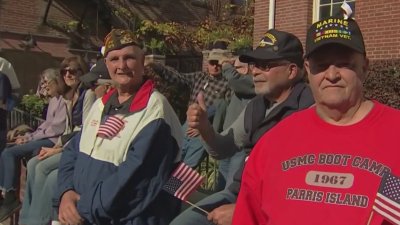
left=313, top=0, right=356, bottom=22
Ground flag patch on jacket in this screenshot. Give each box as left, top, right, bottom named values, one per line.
left=97, top=115, right=124, bottom=139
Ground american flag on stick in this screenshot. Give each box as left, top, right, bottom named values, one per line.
left=371, top=173, right=400, bottom=225
left=163, top=162, right=204, bottom=201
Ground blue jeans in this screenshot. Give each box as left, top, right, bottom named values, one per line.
left=19, top=153, right=61, bottom=225
left=0, top=139, right=53, bottom=192
left=181, top=121, right=206, bottom=168
left=170, top=189, right=237, bottom=225
left=216, top=151, right=246, bottom=190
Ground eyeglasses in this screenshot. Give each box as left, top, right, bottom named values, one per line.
left=248, top=61, right=290, bottom=72
left=61, top=68, right=81, bottom=76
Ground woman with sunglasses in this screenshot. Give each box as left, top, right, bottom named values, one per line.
left=18, top=56, right=98, bottom=225
left=0, top=68, right=68, bottom=222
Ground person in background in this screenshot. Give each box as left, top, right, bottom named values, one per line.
left=214, top=57, right=255, bottom=190
left=60, top=56, right=95, bottom=131
left=0, top=68, right=67, bottom=222
left=173, top=29, right=314, bottom=225
left=36, top=72, right=50, bottom=99
left=80, top=58, right=115, bottom=99
left=0, top=71, right=11, bottom=152
left=233, top=16, right=400, bottom=225
left=148, top=42, right=232, bottom=168
left=0, top=57, right=18, bottom=154
left=0, top=70, right=11, bottom=209
left=56, top=29, right=183, bottom=225
left=0, top=57, right=20, bottom=111
left=19, top=57, right=100, bottom=225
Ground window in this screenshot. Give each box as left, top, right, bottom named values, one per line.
left=313, top=0, right=356, bottom=22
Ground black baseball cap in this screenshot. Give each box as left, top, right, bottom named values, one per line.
left=239, top=29, right=304, bottom=66
left=305, top=17, right=365, bottom=58
left=80, top=59, right=110, bottom=88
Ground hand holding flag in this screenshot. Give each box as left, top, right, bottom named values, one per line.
left=163, top=162, right=208, bottom=214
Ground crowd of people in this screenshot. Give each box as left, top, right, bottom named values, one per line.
left=0, top=13, right=399, bottom=225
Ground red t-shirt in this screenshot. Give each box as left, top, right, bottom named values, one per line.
left=233, top=101, right=400, bottom=225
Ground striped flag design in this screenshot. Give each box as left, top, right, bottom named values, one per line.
left=97, top=115, right=124, bottom=139
left=373, top=173, right=400, bottom=224
left=163, top=162, right=204, bottom=201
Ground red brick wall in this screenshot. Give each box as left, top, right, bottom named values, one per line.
left=253, top=0, right=312, bottom=48
left=356, top=0, right=400, bottom=60
left=0, top=0, right=83, bottom=58
left=275, top=0, right=313, bottom=48
left=0, top=0, right=74, bottom=39
left=254, top=0, right=400, bottom=60
left=253, top=0, right=269, bottom=46
left=0, top=0, right=95, bottom=94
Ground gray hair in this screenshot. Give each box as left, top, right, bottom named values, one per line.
left=42, top=68, right=67, bottom=95
left=42, top=68, right=60, bottom=82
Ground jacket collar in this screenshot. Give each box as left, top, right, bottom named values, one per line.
left=101, top=79, right=155, bottom=113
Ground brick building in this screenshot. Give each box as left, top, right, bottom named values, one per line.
left=253, top=0, right=400, bottom=61
left=0, top=0, right=101, bottom=94
left=0, top=0, right=209, bottom=94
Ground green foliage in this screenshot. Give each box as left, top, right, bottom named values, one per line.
left=113, top=6, right=134, bottom=18
left=228, top=35, right=253, bottom=54
left=145, top=38, right=167, bottom=55
left=120, top=4, right=254, bottom=55
left=19, top=94, right=47, bottom=118
left=198, top=156, right=219, bottom=191
left=364, top=59, right=400, bottom=109
left=193, top=15, right=253, bottom=52
left=138, top=20, right=198, bottom=55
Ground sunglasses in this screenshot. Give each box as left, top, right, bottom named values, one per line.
left=61, top=68, right=81, bottom=76
left=248, top=61, right=290, bottom=72
left=208, top=60, right=221, bottom=66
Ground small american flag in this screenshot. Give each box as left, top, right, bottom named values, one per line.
left=97, top=115, right=124, bottom=139
left=372, top=173, right=400, bottom=225
left=163, top=162, right=204, bottom=201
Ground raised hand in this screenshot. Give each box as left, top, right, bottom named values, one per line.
left=186, top=92, right=208, bottom=133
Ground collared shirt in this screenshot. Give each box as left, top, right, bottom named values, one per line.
left=150, top=63, right=231, bottom=107
left=102, top=91, right=134, bottom=117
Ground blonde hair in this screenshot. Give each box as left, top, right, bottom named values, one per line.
left=60, top=56, right=88, bottom=74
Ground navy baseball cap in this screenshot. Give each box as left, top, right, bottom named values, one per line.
left=80, top=59, right=110, bottom=88
left=239, top=29, right=304, bottom=66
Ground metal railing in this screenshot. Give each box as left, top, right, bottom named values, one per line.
left=7, top=108, right=45, bottom=130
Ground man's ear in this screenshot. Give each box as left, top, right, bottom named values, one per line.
left=304, top=60, right=310, bottom=75
left=362, top=57, right=369, bottom=80
left=288, top=64, right=299, bottom=80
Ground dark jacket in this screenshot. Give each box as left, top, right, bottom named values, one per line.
left=228, top=81, right=315, bottom=195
